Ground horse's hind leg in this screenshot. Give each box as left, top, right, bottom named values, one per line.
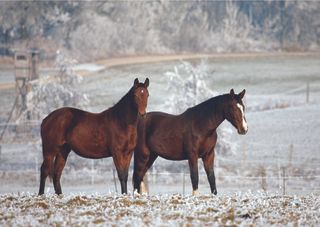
left=53, top=145, right=71, bottom=195
left=38, top=154, right=54, bottom=195
left=133, top=151, right=158, bottom=194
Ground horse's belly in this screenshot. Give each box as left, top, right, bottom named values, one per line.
left=67, top=127, right=111, bottom=159
left=72, top=146, right=111, bottom=159
left=149, top=136, right=186, bottom=160
left=159, top=152, right=187, bottom=161
left=68, top=133, right=111, bottom=158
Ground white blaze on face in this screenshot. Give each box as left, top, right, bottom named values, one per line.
left=237, top=103, right=248, bottom=131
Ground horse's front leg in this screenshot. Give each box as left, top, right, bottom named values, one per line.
left=113, top=150, right=133, bottom=194
left=202, top=151, right=217, bottom=195
left=133, top=150, right=158, bottom=194
left=188, top=155, right=199, bottom=196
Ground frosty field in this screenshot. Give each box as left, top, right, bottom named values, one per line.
left=1, top=192, right=319, bottom=226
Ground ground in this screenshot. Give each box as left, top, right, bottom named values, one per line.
left=1, top=192, right=319, bottom=226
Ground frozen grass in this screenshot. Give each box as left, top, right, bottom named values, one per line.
left=0, top=192, right=319, bottom=226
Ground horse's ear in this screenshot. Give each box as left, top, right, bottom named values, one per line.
left=144, top=78, right=149, bottom=87
left=134, top=78, right=139, bottom=87
left=239, top=89, right=246, bottom=99
left=230, top=89, right=235, bottom=98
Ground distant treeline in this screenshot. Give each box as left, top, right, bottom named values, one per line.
left=0, top=1, right=319, bottom=60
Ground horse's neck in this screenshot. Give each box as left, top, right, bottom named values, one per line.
left=111, top=91, right=138, bottom=126
left=209, top=109, right=225, bottom=130
left=190, top=96, right=226, bottom=131
left=208, top=96, right=227, bottom=130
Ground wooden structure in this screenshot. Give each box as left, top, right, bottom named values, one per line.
left=14, top=49, right=39, bottom=111
left=0, top=49, right=40, bottom=143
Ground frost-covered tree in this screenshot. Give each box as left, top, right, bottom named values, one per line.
left=1, top=1, right=320, bottom=59
left=165, top=60, right=214, bottom=114
left=18, top=50, right=89, bottom=122
left=164, top=60, right=233, bottom=156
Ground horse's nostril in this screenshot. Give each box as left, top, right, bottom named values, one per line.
left=238, top=129, right=247, bottom=135
left=139, top=112, right=147, bottom=118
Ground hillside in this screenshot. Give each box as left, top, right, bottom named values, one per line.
left=0, top=1, right=319, bottom=61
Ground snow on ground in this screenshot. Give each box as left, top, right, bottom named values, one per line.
left=0, top=192, right=319, bottom=226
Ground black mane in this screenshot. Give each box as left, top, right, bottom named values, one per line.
left=184, top=93, right=230, bottom=117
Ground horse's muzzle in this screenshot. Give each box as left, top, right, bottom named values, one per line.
left=238, top=129, right=248, bottom=135
left=238, top=128, right=248, bottom=135
left=139, top=113, right=147, bottom=119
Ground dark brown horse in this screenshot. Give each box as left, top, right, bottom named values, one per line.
left=133, top=89, right=247, bottom=195
left=38, top=78, right=149, bottom=195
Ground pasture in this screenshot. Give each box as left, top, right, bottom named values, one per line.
left=0, top=53, right=320, bottom=225
left=1, top=192, right=319, bottom=226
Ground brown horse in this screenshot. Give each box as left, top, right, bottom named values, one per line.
left=38, top=78, right=149, bottom=195
left=133, top=89, right=247, bottom=195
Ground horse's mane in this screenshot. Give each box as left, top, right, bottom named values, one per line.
left=113, top=82, right=148, bottom=109
left=186, top=93, right=229, bottom=114
left=183, top=94, right=230, bottom=118
left=108, top=84, right=144, bottom=125
left=113, top=86, right=135, bottom=109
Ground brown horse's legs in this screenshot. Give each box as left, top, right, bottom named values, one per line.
left=38, top=155, right=54, bottom=195
left=113, top=151, right=134, bottom=194
left=202, top=152, right=217, bottom=195
left=188, top=156, right=199, bottom=195
left=133, top=152, right=158, bottom=194
left=133, top=153, right=146, bottom=193
left=53, top=146, right=70, bottom=195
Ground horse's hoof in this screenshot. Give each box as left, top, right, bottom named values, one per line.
left=133, top=189, right=141, bottom=197
left=192, top=190, right=200, bottom=196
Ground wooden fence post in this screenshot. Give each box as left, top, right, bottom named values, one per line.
left=182, top=173, right=186, bottom=196
left=113, top=168, right=118, bottom=193
left=306, top=82, right=310, bottom=103
left=242, top=142, right=247, bottom=167
left=288, top=144, right=293, bottom=167
left=35, top=156, right=38, bottom=183
left=91, top=160, right=94, bottom=185
left=282, top=167, right=286, bottom=195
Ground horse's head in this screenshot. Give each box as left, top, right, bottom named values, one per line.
left=133, top=78, right=149, bottom=117
left=224, top=89, right=248, bottom=135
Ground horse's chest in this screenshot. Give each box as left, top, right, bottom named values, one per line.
left=127, top=125, right=137, bottom=150
left=198, top=136, right=217, bottom=157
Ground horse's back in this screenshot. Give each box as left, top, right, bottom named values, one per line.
left=145, top=111, right=179, bottom=126
left=42, top=107, right=82, bottom=129
left=144, top=111, right=183, bottom=136
left=41, top=107, right=88, bottom=146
